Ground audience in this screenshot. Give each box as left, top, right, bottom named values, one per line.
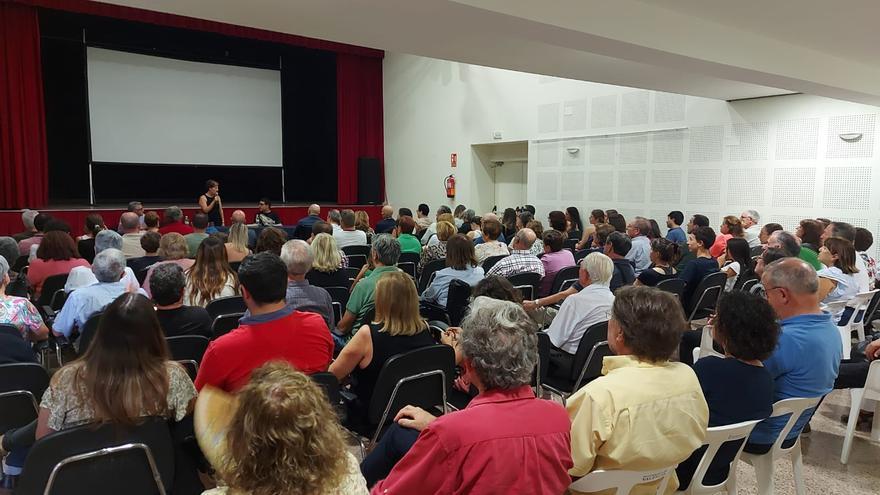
left=539, top=229, right=576, bottom=297
left=854, top=227, right=878, bottom=286
left=194, top=252, right=333, bottom=392
left=816, top=237, right=859, bottom=306
left=364, top=297, right=572, bottom=493
left=797, top=219, right=824, bottom=253
left=394, top=215, right=422, bottom=254
left=17, top=212, right=49, bottom=256
left=149, top=263, right=213, bottom=338
left=575, top=208, right=606, bottom=249
left=679, top=226, right=719, bottom=305
left=128, top=231, right=163, bottom=276
left=0, top=255, right=49, bottom=342
left=144, top=210, right=160, bottom=233
left=821, top=221, right=870, bottom=293
left=486, top=228, right=544, bottom=278
left=65, top=230, right=141, bottom=293
left=224, top=222, right=251, bottom=263
left=759, top=222, right=784, bottom=245
left=421, top=206, right=453, bottom=245
left=337, top=235, right=401, bottom=336
left=77, top=213, right=105, bottom=263
left=254, top=226, right=287, bottom=255
left=280, top=239, right=333, bottom=329
left=0, top=237, right=20, bottom=276
left=471, top=275, right=524, bottom=303
left=500, top=208, right=518, bottom=240
left=254, top=197, right=281, bottom=226
left=741, top=210, right=762, bottom=247
left=355, top=210, right=375, bottom=238
left=26, top=231, right=90, bottom=299
left=158, top=206, right=194, bottom=235
left=710, top=215, right=742, bottom=259
left=604, top=231, right=636, bottom=291
left=566, top=206, right=584, bottom=241
left=607, top=211, right=627, bottom=233
left=414, top=203, right=431, bottom=232
left=721, top=237, right=755, bottom=291
left=293, top=203, right=322, bottom=239
left=375, top=205, right=396, bottom=234
left=11, top=209, right=39, bottom=242
left=184, top=236, right=239, bottom=308
left=184, top=213, right=210, bottom=258
left=306, top=233, right=351, bottom=289
left=474, top=218, right=509, bottom=264
left=635, top=238, right=680, bottom=286
left=335, top=209, right=368, bottom=248
left=546, top=253, right=614, bottom=380
left=421, top=234, right=485, bottom=308
left=142, top=233, right=194, bottom=296
left=523, top=220, right=545, bottom=255
left=425, top=213, right=455, bottom=247
left=666, top=210, right=687, bottom=243
left=566, top=286, right=708, bottom=492
left=624, top=217, right=652, bottom=275
left=418, top=220, right=454, bottom=274
left=117, top=212, right=145, bottom=259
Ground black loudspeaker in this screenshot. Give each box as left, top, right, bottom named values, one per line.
left=357, top=157, right=382, bottom=204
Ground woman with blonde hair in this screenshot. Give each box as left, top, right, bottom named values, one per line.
left=330, top=271, right=434, bottom=408
left=185, top=236, right=239, bottom=307
left=202, top=362, right=367, bottom=495
left=355, top=210, right=374, bottom=238
left=710, top=215, right=743, bottom=260
left=419, top=220, right=455, bottom=273
left=225, top=222, right=251, bottom=263
left=425, top=213, right=456, bottom=247
left=306, top=233, right=350, bottom=288
left=143, top=232, right=194, bottom=296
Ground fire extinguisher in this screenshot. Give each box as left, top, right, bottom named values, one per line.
left=444, top=174, right=456, bottom=198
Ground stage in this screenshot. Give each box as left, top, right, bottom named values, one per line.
left=0, top=204, right=384, bottom=236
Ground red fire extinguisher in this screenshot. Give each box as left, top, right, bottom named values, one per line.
left=444, top=174, right=456, bottom=198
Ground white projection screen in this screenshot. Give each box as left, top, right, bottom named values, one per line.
left=86, top=47, right=283, bottom=167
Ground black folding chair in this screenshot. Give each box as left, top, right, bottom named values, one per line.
left=166, top=335, right=210, bottom=380
left=397, top=252, right=420, bottom=279
left=35, top=273, right=69, bottom=314
left=446, top=279, right=472, bottom=326
left=17, top=417, right=175, bottom=495
left=343, top=267, right=362, bottom=285
left=656, top=278, right=686, bottom=300
left=212, top=312, right=245, bottom=339
left=574, top=249, right=592, bottom=264
left=507, top=272, right=542, bottom=301
left=77, top=311, right=103, bottom=355
left=548, top=266, right=581, bottom=295
left=563, top=238, right=579, bottom=253
left=481, top=254, right=508, bottom=273
left=0, top=362, right=50, bottom=433
left=543, top=321, right=609, bottom=399
left=325, top=286, right=350, bottom=325
left=739, top=277, right=760, bottom=293
left=685, top=272, right=727, bottom=323
left=11, top=255, right=29, bottom=273
left=342, top=245, right=371, bottom=270
left=205, top=296, right=246, bottom=321
left=418, top=259, right=446, bottom=294
left=228, top=261, right=241, bottom=273
left=533, top=332, right=551, bottom=398
left=135, top=267, right=150, bottom=286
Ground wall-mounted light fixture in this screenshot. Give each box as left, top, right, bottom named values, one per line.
left=839, top=132, right=863, bottom=142
left=566, top=147, right=580, bottom=154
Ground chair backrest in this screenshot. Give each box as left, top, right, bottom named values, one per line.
left=12, top=255, right=29, bottom=272
left=324, top=286, right=350, bottom=325
left=342, top=266, right=362, bottom=285
left=683, top=419, right=762, bottom=493
left=446, top=279, right=472, bottom=326
left=507, top=271, right=542, bottom=301
left=569, top=466, right=674, bottom=495
left=856, top=290, right=880, bottom=326
left=397, top=252, right=420, bottom=279
left=656, top=278, right=686, bottom=300
left=550, top=265, right=581, bottom=295
left=311, top=372, right=342, bottom=407
left=342, top=245, right=371, bottom=270
left=418, top=258, right=447, bottom=294
left=686, top=272, right=727, bottom=321
left=212, top=312, right=245, bottom=339
left=766, top=397, right=823, bottom=453
left=533, top=331, right=551, bottom=393
left=844, top=290, right=879, bottom=322
left=205, top=295, right=246, bottom=320
left=739, top=278, right=759, bottom=293
left=481, top=254, right=507, bottom=272
left=574, top=249, right=591, bottom=264
left=569, top=321, right=609, bottom=382
left=165, top=335, right=210, bottom=363
left=78, top=311, right=104, bottom=355
left=36, top=273, right=69, bottom=307
left=17, top=417, right=174, bottom=495
left=563, top=238, right=579, bottom=253
left=135, top=266, right=150, bottom=285
left=573, top=341, right=613, bottom=392
left=0, top=362, right=50, bottom=432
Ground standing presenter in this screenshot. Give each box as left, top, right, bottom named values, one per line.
left=199, top=179, right=225, bottom=227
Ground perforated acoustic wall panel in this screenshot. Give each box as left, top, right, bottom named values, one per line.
left=689, top=126, right=724, bottom=163
left=563, top=100, right=588, bottom=131
left=651, top=170, right=682, bottom=203
left=729, top=122, right=769, bottom=161
left=619, top=135, right=648, bottom=165
left=621, top=91, right=650, bottom=126
left=591, top=95, right=618, bottom=129
left=589, top=137, right=616, bottom=166
left=652, top=130, right=684, bottom=163
left=823, top=166, right=871, bottom=209
left=827, top=114, right=875, bottom=159
left=560, top=171, right=585, bottom=201
left=617, top=170, right=646, bottom=203
left=776, top=118, right=820, bottom=160
left=654, top=93, right=686, bottom=123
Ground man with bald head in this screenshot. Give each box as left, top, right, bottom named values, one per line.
left=486, top=228, right=545, bottom=279
left=293, top=204, right=322, bottom=240
left=119, top=211, right=145, bottom=258
left=745, top=258, right=842, bottom=454
left=375, top=205, right=396, bottom=234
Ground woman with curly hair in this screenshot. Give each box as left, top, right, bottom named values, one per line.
left=254, top=227, right=287, bottom=256
left=184, top=236, right=239, bottom=307
left=202, top=361, right=367, bottom=495
left=676, top=291, right=778, bottom=490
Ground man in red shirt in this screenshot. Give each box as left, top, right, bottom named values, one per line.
left=194, top=252, right=333, bottom=393
left=157, top=206, right=194, bottom=236
left=363, top=296, right=573, bottom=494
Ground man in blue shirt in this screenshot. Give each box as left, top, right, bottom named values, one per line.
left=624, top=217, right=652, bottom=276
left=666, top=210, right=687, bottom=243
left=745, top=258, right=842, bottom=453
left=292, top=204, right=322, bottom=240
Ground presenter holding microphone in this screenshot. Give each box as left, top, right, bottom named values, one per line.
left=199, top=179, right=225, bottom=227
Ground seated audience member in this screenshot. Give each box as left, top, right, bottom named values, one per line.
left=710, top=215, right=742, bottom=259
left=0, top=293, right=197, bottom=480
left=158, top=206, right=194, bottom=235
left=523, top=220, right=545, bottom=255
left=293, top=203, right=322, bottom=240
left=127, top=231, right=163, bottom=276
left=835, top=330, right=880, bottom=392
left=330, top=272, right=433, bottom=409
left=649, top=219, right=663, bottom=240
left=65, top=230, right=141, bottom=293
left=575, top=209, right=605, bottom=250
left=280, top=239, right=333, bottom=328
left=415, top=203, right=432, bottom=232
left=816, top=237, right=859, bottom=306
left=144, top=211, right=160, bottom=233
left=184, top=237, right=239, bottom=308
left=486, top=228, right=545, bottom=278
left=471, top=275, right=524, bottom=303
left=254, top=226, right=287, bottom=256
left=53, top=249, right=147, bottom=338
left=335, top=209, right=368, bottom=249
left=418, top=221, right=455, bottom=274
left=142, top=233, right=195, bottom=296
left=453, top=205, right=468, bottom=228
left=425, top=213, right=455, bottom=247
left=194, top=252, right=333, bottom=393
left=546, top=253, right=614, bottom=379
left=796, top=219, right=824, bottom=253
left=854, top=227, right=878, bottom=286
left=677, top=215, right=710, bottom=273
left=624, top=217, right=652, bottom=276
left=759, top=222, right=784, bottom=245
left=676, top=291, right=778, bottom=490
left=337, top=235, right=401, bottom=336
left=746, top=258, right=842, bottom=453
left=394, top=216, right=422, bottom=254
left=421, top=206, right=453, bottom=244
left=816, top=217, right=832, bottom=229
left=755, top=248, right=789, bottom=279
left=475, top=213, right=508, bottom=245
left=12, top=209, right=39, bottom=242
left=666, top=210, right=687, bottom=243
left=740, top=210, right=762, bottom=248
left=26, top=231, right=90, bottom=299
left=202, top=362, right=368, bottom=495
left=566, top=207, right=584, bottom=241
left=635, top=238, right=680, bottom=287
left=679, top=226, right=719, bottom=305
left=17, top=212, right=50, bottom=256
left=547, top=210, right=567, bottom=234
left=27, top=218, right=71, bottom=262
left=149, top=263, right=213, bottom=338
left=821, top=221, right=870, bottom=293
left=0, top=255, right=49, bottom=342
left=474, top=218, right=509, bottom=263
left=355, top=210, right=375, bottom=238
left=421, top=234, right=485, bottom=308
left=254, top=198, right=281, bottom=226
left=224, top=222, right=251, bottom=263
left=604, top=231, right=636, bottom=291
left=767, top=229, right=812, bottom=263
left=119, top=212, right=145, bottom=259
left=77, top=213, right=105, bottom=263
left=566, top=287, right=708, bottom=492
left=375, top=205, right=396, bottom=234
left=721, top=237, right=755, bottom=292
left=363, top=297, right=572, bottom=493
left=539, top=229, right=576, bottom=297
left=184, top=213, right=210, bottom=258
left=117, top=201, right=146, bottom=231
left=606, top=211, right=627, bottom=233
left=398, top=207, right=413, bottom=219
left=500, top=208, right=518, bottom=240
left=306, top=233, right=351, bottom=289
left=0, top=237, right=20, bottom=274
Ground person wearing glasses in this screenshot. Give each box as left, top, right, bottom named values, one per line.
left=255, top=198, right=282, bottom=227
left=740, top=210, right=762, bottom=248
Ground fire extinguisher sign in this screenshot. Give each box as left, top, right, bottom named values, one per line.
left=450, top=153, right=457, bottom=167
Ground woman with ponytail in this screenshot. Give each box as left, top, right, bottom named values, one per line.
left=634, top=238, right=681, bottom=286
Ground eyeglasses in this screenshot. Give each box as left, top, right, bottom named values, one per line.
left=764, top=286, right=785, bottom=295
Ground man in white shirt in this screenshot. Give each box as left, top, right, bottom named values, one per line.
left=333, top=209, right=367, bottom=249
left=119, top=212, right=145, bottom=259
left=327, top=209, right=343, bottom=234
left=624, top=217, right=651, bottom=276
left=65, top=230, right=141, bottom=293
left=741, top=210, right=762, bottom=248
left=546, top=252, right=615, bottom=379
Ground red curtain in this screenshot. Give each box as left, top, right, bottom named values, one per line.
left=337, top=53, right=385, bottom=204
left=0, top=1, right=48, bottom=209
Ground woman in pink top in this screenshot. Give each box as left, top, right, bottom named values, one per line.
left=539, top=229, right=575, bottom=297
left=26, top=231, right=90, bottom=299
left=709, top=215, right=743, bottom=260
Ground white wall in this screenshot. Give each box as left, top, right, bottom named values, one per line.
left=384, top=52, right=880, bottom=257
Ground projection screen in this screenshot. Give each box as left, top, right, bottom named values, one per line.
left=86, top=47, right=283, bottom=167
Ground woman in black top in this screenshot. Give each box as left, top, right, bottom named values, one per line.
left=198, top=179, right=224, bottom=227
left=635, top=238, right=680, bottom=287
left=304, top=233, right=350, bottom=289
left=676, top=291, right=778, bottom=490
left=500, top=208, right=517, bottom=240
left=565, top=207, right=583, bottom=241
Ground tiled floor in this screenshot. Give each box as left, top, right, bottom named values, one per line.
left=2, top=389, right=878, bottom=494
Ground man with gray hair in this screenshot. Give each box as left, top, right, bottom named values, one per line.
left=333, top=209, right=367, bottom=248
left=280, top=239, right=333, bottom=329
left=53, top=248, right=147, bottom=338
left=624, top=217, right=652, bottom=276
left=768, top=230, right=822, bottom=270
left=740, top=210, right=762, bottom=248
left=375, top=205, right=396, bottom=234
left=364, top=296, right=573, bottom=493
left=336, top=234, right=401, bottom=336
left=65, top=230, right=141, bottom=293
left=486, top=228, right=545, bottom=279
left=326, top=209, right=343, bottom=235
left=0, top=237, right=19, bottom=271
left=546, top=252, right=615, bottom=379
left=149, top=263, right=212, bottom=338
left=12, top=209, right=39, bottom=242
left=158, top=206, right=194, bottom=235
left=119, top=212, right=145, bottom=259
left=746, top=258, right=841, bottom=454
